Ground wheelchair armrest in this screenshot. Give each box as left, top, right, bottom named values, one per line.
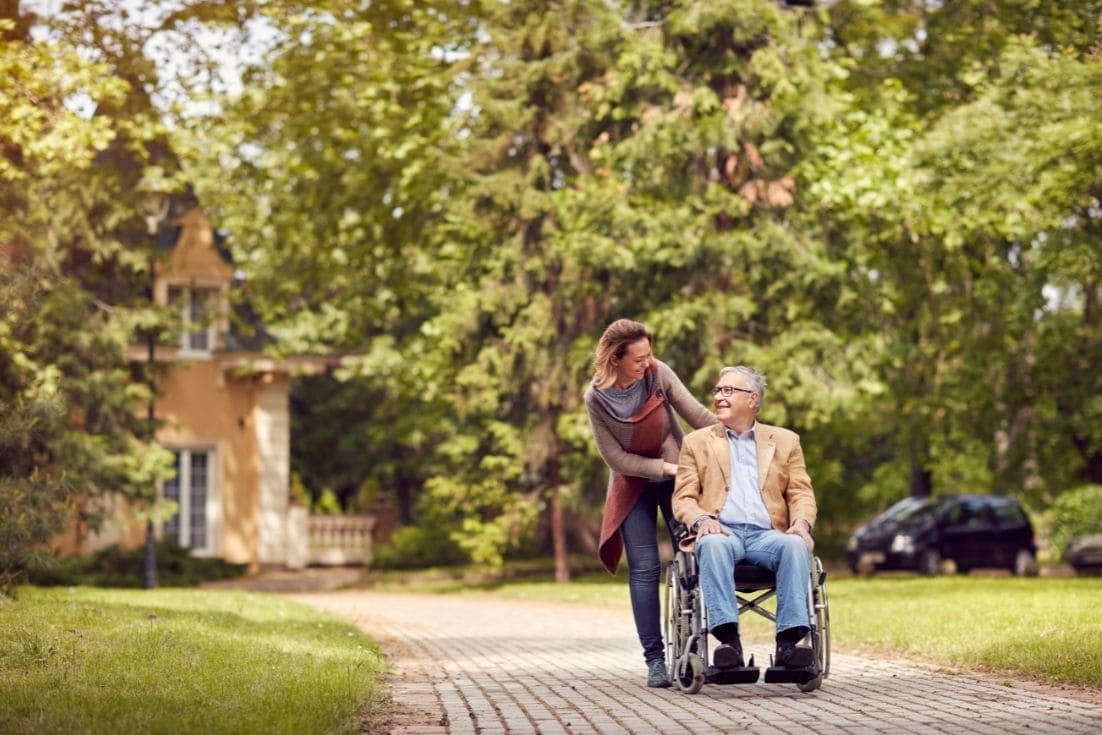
left=671, top=521, right=692, bottom=548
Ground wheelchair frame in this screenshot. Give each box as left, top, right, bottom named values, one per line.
left=663, top=549, right=831, bottom=693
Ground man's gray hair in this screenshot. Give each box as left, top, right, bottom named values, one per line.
left=718, top=365, right=767, bottom=413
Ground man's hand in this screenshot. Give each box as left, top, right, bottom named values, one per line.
left=663, top=461, right=679, bottom=476
left=787, top=518, right=814, bottom=552
left=694, top=517, right=730, bottom=539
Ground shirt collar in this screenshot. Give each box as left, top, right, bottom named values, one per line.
left=725, top=421, right=757, bottom=441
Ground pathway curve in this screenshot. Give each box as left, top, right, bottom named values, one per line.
left=288, top=591, right=1102, bottom=735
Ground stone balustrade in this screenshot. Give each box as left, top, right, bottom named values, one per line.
left=303, top=514, right=377, bottom=566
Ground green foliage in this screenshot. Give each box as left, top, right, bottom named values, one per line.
left=24, top=540, right=247, bottom=589
left=289, top=471, right=311, bottom=507
left=0, top=260, right=171, bottom=595
left=1047, top=485, right=1102, bottom=556
left=14, top=0, right=1102, bottom=575
left=371, top=522, right=470, bottom=570
left=312, top=488, right=342, bottom=515
left=1, top=5, right=177, bottom=595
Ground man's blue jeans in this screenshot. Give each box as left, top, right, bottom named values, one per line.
left=696, top=522, right=813, bottom=635
left=621, top=478, right=675, bottom=664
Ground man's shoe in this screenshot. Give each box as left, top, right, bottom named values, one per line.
left=775, top=638, right=815, bottom=669
left=646, top=659, right=671, bottom=688
left=713, top=641, right=744, bottom=669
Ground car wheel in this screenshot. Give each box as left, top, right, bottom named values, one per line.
left=919, top=550, right=941, bottom=576
left=1012, top=549, right=1038, bottom=577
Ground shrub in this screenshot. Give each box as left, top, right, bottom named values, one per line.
left=371, top=522, right=469, bottom=570
left=1048, top=484, right=1102, bottom=555
left=25, top=540, right=248, bottom=588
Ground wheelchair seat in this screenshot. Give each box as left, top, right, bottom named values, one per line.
left=733, top=561, right=776, bottom=591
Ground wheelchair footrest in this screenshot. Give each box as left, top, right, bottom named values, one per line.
left=764, top=666, right=818, bottom=685
left=705, top=666, right=761, bottom=685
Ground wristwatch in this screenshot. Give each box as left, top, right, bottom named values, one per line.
left=691, top=516, right=714, bottom=534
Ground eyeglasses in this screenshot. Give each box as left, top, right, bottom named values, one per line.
left=711, top=386, right=753, bottom=397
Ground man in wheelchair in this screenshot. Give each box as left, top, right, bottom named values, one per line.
left=673, top=365, right=819, bottom=678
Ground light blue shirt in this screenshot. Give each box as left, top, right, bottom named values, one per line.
left=718, top=423, right=773, bottom=529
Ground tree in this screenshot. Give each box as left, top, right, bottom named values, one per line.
left=804, top=6, right=1102, bottom=504
left=415, top=0, right=852, bottom=576
left=178, top=0, right=479, bottom=519
left=1, top=2, right=177, bottom=593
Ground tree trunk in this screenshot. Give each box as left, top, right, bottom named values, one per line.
left=550, top=485, right=569, bottom=583
left=1, top=1, right=33, bottom=42
left=546, top=453, right=570, bottom=583
left=909, top=459, right=932, bottom=498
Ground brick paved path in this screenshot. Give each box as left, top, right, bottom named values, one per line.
left=289, top=591, right=1102, bottom=735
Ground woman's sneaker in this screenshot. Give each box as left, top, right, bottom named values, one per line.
left=646, top=659, right=671, bottom=688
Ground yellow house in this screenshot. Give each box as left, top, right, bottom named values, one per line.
left=57, top=205, right=373, bottom=572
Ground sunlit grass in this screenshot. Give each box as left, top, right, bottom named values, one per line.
left=0, top=586, right=386, bottom=735
left=827, top=576, right=1102, bottom=687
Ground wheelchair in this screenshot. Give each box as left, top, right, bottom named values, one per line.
left=663, top=529, right=830, bottom=694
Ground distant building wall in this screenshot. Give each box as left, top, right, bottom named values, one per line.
left=157, top=360, right=258, bottom=565
left=254, top=373, right=291, bottom=566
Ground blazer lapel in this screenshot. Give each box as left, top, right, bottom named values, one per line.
left=709, top=423, right=730, bottom=490
left=756, top=425, right=776, bottom=491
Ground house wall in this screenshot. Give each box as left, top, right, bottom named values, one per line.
left=52, top=206, right=319, bottom=570
left=156, top=360, right=260, bottom=567
left=254, top=373, right=291, bottom=567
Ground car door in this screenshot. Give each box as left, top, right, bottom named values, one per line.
left=991, top=500, right=1034, bottom=567
left=939, top=502, right=976, bottom=567
left=941, top=500, right=997, bottom=570
left=968, top=501, right=1001, bottom=568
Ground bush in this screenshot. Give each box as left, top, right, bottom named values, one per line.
left=25, top=540, right=248, bottom=588
left=1048, top=484, right=1102, bottom=556
left=371, top=522, right=469, bottom=570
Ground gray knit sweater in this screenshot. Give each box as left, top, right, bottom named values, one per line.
left=584, top=360, right=717, bottom=481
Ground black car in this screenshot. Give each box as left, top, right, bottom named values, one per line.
left=845, top=495, right=1038, bottom=576
left=1063, top=534, right=1102, bottom=575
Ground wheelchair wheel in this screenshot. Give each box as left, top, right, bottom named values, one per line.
left=798, top=556, right=831, bottom=693
left=664, top=553, right=706, bottom=694
left=674, top=652, right=705, bottom=693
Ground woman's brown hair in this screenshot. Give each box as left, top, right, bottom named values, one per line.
left=592, top=319, right=653, bottom=389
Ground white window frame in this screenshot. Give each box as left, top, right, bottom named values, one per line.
left=167, top=285, right=219, bottom=357
left=159, top=446, right=220, bottom=556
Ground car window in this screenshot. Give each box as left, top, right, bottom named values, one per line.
left=881, top=497, right=931, bottom=522
left=947, top=501, right=992, bottom=528
left=962, top=501, right=994, bottom=528
left=896, top=500, right=939, bottom=526
left=992, top=503, right=1027, bottom=525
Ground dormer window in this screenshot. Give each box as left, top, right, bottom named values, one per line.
left=168, top=285, right=219, bottom=355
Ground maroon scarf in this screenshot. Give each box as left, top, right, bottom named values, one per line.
left=597, top=388, right=668, bottom=574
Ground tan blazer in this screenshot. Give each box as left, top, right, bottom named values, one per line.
left=672, top=421, right=817, bottom=550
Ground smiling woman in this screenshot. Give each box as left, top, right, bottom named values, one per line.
left=584, top=318, right=717, bottom=688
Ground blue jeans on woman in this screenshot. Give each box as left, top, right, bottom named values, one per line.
left=620, top=477, right=675, bottom=664
left=695, top=522, right=813, bottom=634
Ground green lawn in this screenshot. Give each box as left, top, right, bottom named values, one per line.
left=0, top=587, right=385, bottom=735
left=432, top=571, right=1102, bottom=689
left=826, top=576, right=1102, bottom=687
